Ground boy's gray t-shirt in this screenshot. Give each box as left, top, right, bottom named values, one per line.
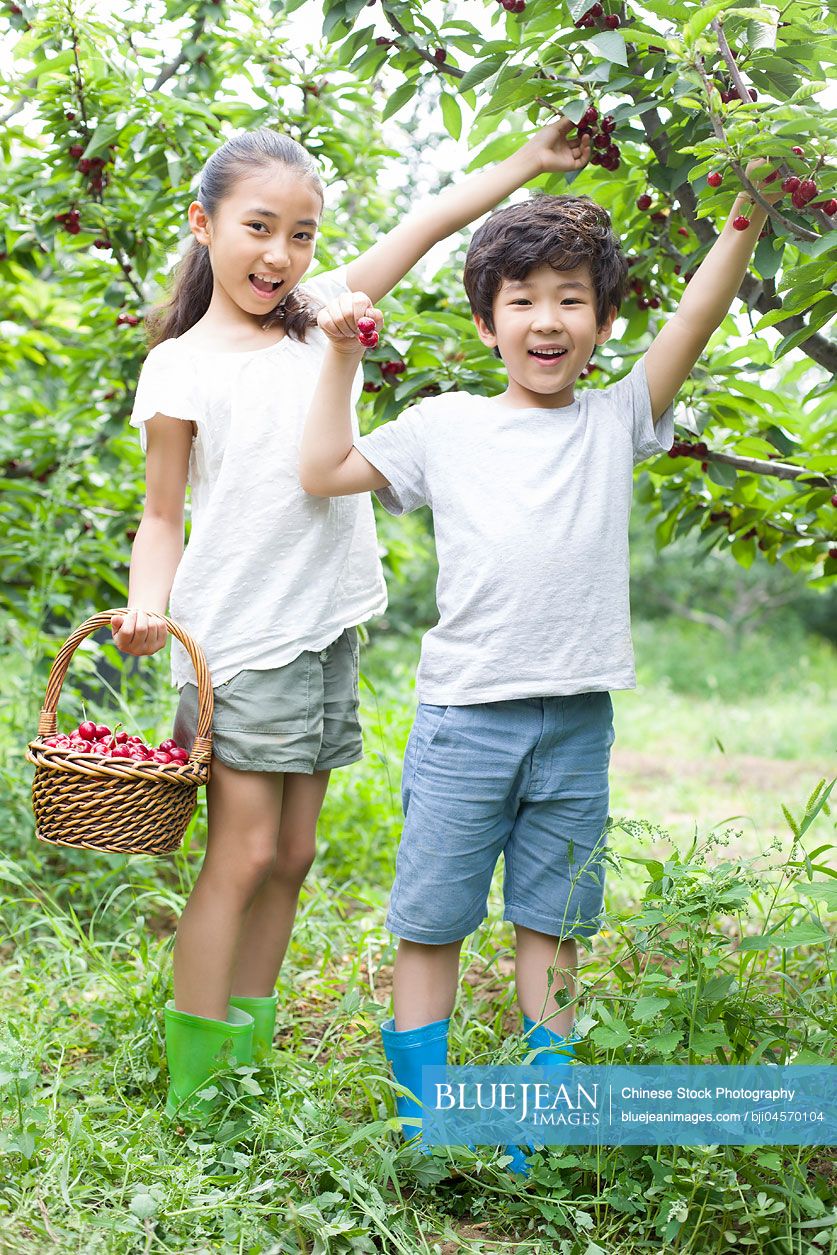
left=354, top=355, right=675, bottom=704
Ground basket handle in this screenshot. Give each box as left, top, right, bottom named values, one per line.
left=35, top=609, right=214, bottom=766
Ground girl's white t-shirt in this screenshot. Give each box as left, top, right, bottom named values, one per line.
left=129, top=266, right=388, bottom=690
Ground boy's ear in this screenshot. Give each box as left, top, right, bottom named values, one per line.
left=595, top=304, right=617, bottom=346
left=188, top=201, right=211, bottom=246
left=473, top=312, right=498, bottom=349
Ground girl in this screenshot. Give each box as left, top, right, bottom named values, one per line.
left=114, top=119, right=591, bottom=1119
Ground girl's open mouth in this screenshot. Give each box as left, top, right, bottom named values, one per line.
left=248, top=274, right=284, bottom=300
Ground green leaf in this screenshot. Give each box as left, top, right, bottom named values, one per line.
left=591, top=1020, right=630, bottom=1049
left=706, top=461, right=737, bottom=489
left=381, top=80, right=417, bottom=121
left=684, top=0, right=731, bottom=42
left=457, top=55, right=506, bottom=93
left=440, top=92, right=462, bottom=141
left=739, top=923, right=830, bottom=950
left=587, top=31, right=628, bottom=67
left=631, top=996, right=669, bottom=1022
left=795, top=880, right=837, bottom=912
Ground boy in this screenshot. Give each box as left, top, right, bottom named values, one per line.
left=299, top=162, right=781, bottom=1170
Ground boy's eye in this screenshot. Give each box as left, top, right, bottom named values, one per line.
left=294, top=231, right=314, bottom=241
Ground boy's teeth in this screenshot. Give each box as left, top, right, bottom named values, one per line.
left=530, top=349, right=566, bottom=358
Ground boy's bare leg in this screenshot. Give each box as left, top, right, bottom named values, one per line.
left=514, top=924, right=577, bottom=1037
left=230, top=769, right=330, bottom=997
left=392, top=938, right=463, bottom=1030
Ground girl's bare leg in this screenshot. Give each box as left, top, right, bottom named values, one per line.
left=172, top=759, right=284, bottom=1020
left=230, top=769, right=330, bottom=996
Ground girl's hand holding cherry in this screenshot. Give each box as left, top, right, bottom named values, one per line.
left=317, top=291, right=383, bottom=356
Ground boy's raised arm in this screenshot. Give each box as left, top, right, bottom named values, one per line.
left=299, top=291, right=389, bottom=498
left=345, top=116, right=592, bottom=305
left=643, top=159, right=784, bottom=425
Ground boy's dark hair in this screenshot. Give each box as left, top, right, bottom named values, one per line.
left=463, top=193, right=630, bottom=335
left=146, top=129, right=324, bottom=348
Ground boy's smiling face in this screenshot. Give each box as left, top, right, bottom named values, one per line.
left=473, top=262, right=616, bottom=409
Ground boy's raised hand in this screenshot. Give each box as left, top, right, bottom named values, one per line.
left=522, top=115, right=592, bottom=176
left=318, top=291, right=384, bottom=356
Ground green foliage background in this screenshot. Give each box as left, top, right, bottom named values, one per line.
left=1, top=1, right=836, bottom=1250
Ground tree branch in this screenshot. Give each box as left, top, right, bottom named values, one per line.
left=152, top=15, right=207, bottom=92
left=382, top=6, right=464, bottom=79
left=625, top=49, right=837, bottom=376
left=673, top=444, right=836, bottom=489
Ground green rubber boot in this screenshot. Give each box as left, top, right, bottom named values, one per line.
left=229, top=992, right=279, bottom=1060
left=164, top=1001, right=254, bottom=1120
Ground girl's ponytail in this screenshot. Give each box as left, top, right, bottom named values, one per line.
left=145, top=129, right=324, bottom=349
left=145, top=239, right=215, bottom=347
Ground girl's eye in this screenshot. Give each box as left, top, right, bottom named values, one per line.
left=248, top=222, right=267, bottom=232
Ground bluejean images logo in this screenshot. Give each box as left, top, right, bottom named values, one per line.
left=422, top=1066, right=836, bottom=1146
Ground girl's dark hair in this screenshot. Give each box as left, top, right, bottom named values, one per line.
left=463, top=193, right=630, bottom=334
left=146, top=130, right=325, bottom=347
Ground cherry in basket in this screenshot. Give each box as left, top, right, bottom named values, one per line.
left=41, top=723, right=189, bottom=763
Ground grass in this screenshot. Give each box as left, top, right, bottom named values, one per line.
left=0, top=617, right=834, bottom=1253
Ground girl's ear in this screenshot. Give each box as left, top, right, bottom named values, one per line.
left=473, top=312, right=497, bottom=348
left=188, top=201, right=211, bottom=246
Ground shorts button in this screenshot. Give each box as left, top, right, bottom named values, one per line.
left=318, top=649, right=329, bottom=662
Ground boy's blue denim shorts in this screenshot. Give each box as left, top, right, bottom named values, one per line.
left=386, top=693, right=615, bottom=945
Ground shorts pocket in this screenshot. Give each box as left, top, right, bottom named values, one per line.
left=408, top=704, right=450, bottom=778
left=213, top=655, right=311, bottom=734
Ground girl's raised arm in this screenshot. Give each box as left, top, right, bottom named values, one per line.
left=345, top=116, right=591, bottom=305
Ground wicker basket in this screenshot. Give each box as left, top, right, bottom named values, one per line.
left=25, top=609, right=214, bottom=856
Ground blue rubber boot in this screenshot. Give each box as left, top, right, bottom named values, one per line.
left=380, top=1016, right=450, bottom=1150
left=504, top=1015, right=577, bottom=1177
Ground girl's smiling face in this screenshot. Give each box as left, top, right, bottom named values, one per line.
left=473, top=262, right=616, bottom=409
left=188, top=164, right=323, bottom=325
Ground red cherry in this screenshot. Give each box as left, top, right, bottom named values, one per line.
left=357, top=317, right=376, bottom=335
left=158, top=738, right=178, bottom=751
left=114, top=730, right=129, bottom=744
left=589, top=2, right=603, bottom=14
left=78, top=721, right=97, bottom=740
left=792, top=190, right=808, bottom=209
left=601, top=114, right=615, bottom=133
left=707, top=172, right=723, bottom=188
left=818, top=200, right=836, bottom=216
left=153, top=751, right=173, bottom=764
left=363, top=381, right=382, bottom=393
left=829, top=547, right=837, bottom=560
left=732, top=215, right=751, bottom=230
left=748, top=89, right=758, bottom=101
left=582, top=106, right=598, bottom=126
left=169, top=747, right=189, bottom=763
left=781, top=176, right=800, bottom=193
left=649, top=297, right=660, bottom=309
left=110, top=747, right=132, bottom=759
left=433, top=48, right=447, bottom=63
left=636, top=194, right=652, bottom=211
left=68, top=144, right=84, bottom=159
left=677, top=227, right=689, bottom=237
left=798, top=179, right=817, bottom=203
left=831, top=495, right=837, bottom=508
left=604, top=13, right=620, bottom=27
left=791, top=146, right=804, bottom=156
left=42, top=737, right=60, bottom=747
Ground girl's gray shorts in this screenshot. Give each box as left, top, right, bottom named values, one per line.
left=173, top=627, right=362, bottom=774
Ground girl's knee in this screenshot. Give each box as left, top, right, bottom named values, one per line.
left=270, top=835, right=316, bottom=888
